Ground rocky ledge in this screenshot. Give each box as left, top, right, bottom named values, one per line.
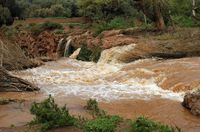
left=0, top=67, right=39, bottom=92
left=183, top=90, right=200, bottom=116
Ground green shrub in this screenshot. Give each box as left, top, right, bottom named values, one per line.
left=128, top=116, right=181, bottom=132
left=77, top=44, right=102, bottom=62
left=29, top=95, right=76, bottom=131
left=172, top=15, right=200, bottom=27
left=85, top=99, right=106, bottom=117
left=83, top=116, right=121, bottom=132
left=93, top=17, right=134, bottom=35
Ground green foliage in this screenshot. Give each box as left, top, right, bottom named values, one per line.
left=84, top=99, right=121, bottom=132
left=78, top=0, right=137, bottom=21
left=17, top=0, right=79, bottom=18
left=85, top=99, right=106, bottom=117
left=128, top=116, right=181, bottom=132
left=29, top=21, right=63, bottom=35
left=77, top=44, right=102, bottom=62
left=29, top=95, right=76, bottom=131
left=83, top=116, right=121, bottom=132
left=93, top=17, right=134, bottom=35
left=29, top=97, right=182, bottom=132
left=0, top=5, right=13, bottom=26
left=172, top=15, right=200, bottom=27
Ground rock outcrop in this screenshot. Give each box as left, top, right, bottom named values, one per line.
left=183, top=90, right=200, bottom=116
left=0, top=36, right=38, bottom=70
left=0, top=67, right=39, bottom=92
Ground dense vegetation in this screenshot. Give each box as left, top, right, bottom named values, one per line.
left=0, top=0, right=200, bottom=30
left=29, top=97, right=181, bottom=132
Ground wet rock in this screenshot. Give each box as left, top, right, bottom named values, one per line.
left=98, top=44, right=137, bottom=64
left=69, top=48, right=81, bottom=59
left=182, top=90, right=200, bottom=116
left=0, top=67, right=39, bottom=92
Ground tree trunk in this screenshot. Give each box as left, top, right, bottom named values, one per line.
left=153, top=0, right=166, bottom=30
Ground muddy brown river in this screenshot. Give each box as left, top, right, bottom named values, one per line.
left=1, top=57, right=200, bottom=131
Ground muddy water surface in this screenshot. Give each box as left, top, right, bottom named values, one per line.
left=1, top=57, right=200, bottom=131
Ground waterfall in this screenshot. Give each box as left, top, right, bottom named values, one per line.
left=64, top=37, right=72, bottom=57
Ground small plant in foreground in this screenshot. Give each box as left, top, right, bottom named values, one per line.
left=128, top=116, right=181, bottom=132
left=85, top=99, right=106, bottom=117
left=83, top=115, right=121, bottom=132
left=29, top=95, right=75, bottom=131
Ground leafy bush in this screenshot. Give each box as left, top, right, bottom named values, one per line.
left=77, top=44, right=102, bottom=62
left=93, top=17, right=134, bottom=35
left=128, top=116, right=181, bottom=132
left=172, top=15, right=200, bottom=27
left=83, top=116, right=121, bottom=132
left=0, top=5, right=14, bottom=26
left=29, top=95, right=76, bottom=131
left=85, top=99, right=106, bottom=117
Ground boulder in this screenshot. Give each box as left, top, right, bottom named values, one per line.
left=0, top=67, right=39, bottom=92
left=182, top=90, right=200, bottom=116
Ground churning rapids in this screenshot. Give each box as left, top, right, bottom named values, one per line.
left=12, top=58, right=183, bottom=101
left=2, top=55, right=200, bottom=131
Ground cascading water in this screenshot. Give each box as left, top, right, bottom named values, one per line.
left=12, top=57, right=184, bottom=101
left=64, top=37, right=72, bottom=57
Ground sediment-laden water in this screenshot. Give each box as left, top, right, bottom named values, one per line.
left=1, top=57, right=200, bottom=131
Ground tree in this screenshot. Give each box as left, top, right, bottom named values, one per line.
left=0, top=5, right=13, bottom=26
left=78, top=0, right=136, bottom=21
left=134, top=0, right=170, bottom=30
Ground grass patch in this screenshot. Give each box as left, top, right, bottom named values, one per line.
left=172, top=15, right=200, bottom=27
left=65, top=22, right=86, bottom=29
left=128, top=116, right=181, bottom=132
left=29, top=95, right=75, bottom=131
left=29, top=21, right=63, bottom=36
left=92, top=17, right=134, bottom=36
